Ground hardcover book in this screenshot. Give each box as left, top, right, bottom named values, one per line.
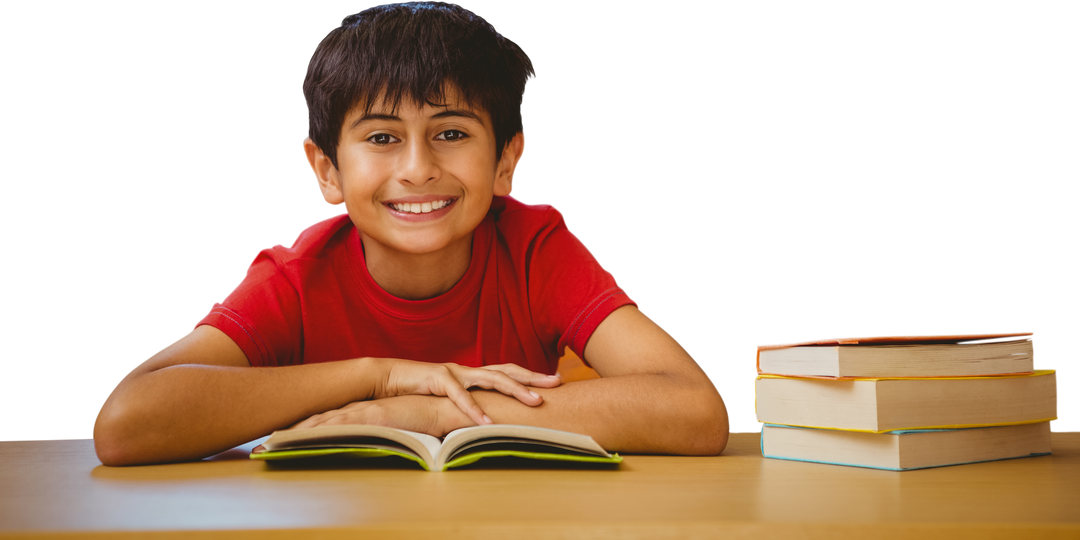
left=250, top=423, right=621, bottom=472
left=760, top=422, right=1052, bottom=471
left=755, top=370, right=1057, bottom=432
left=757, top=333, right=1033, bottom=378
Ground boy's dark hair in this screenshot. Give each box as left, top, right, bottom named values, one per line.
left=304, top=2, right=535, bottom=168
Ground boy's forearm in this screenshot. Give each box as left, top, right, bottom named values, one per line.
left=94, top=358, right=380, bottom=466
left=472, top=373, right=729, bottom=455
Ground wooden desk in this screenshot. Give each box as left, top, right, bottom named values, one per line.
left=2, top=432, right=1078, bottom=539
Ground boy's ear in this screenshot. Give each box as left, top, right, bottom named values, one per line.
left=494, top=133, right=524, bottom=197
left=304, top=138, right=344, bottom=205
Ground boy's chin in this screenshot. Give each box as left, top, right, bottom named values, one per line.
left=362, top=231, right=471, bottom=258
left=410, top=235, right=473, bottom=257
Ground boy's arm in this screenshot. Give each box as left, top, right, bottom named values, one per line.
left=95, top=325, right=364, bottom=466
left=94, top=326, right=558, bottom=466
left=300, top=306, right=729, bottom=455
left=477, top=305, right=728, bottom=454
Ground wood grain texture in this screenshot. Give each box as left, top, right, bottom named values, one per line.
left=1, top=432, right=1078, bottom=539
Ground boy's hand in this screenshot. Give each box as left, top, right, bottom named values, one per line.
left=373, top=359, right=560, bottom=427
left=291, top=395, right=472, bottom=438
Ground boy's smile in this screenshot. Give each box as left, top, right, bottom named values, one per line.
left=304, top=88, right=523, bottom=299
left=384, top=196, right=457, bottom=222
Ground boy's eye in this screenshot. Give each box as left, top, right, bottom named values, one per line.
left=436, top=130, right=468, bottom=141
left=368, top=133, right=398, bottom=145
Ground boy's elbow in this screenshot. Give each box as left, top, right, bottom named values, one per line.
left=94, top=404, right=132, bottom=466
left=94, top=438, right=133, bottom=467
left=93, top=419, right=127, bottom=466
left=94, top=401, right=153, bottom=467
left=707, top=414, right=730, bottom=456
left=701, top=400, right=730, bottom=455
left=683, top=390, right=729, bottom=456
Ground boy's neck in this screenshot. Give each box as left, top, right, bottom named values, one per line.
left=359, top=232, right=473, bottom=300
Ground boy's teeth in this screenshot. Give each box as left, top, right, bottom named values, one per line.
left=393, top=199, right=451, bottom=213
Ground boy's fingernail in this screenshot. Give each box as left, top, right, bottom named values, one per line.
left=483, top=415, right=492, bottom=424
left=548, top=374, right=561, bottom=379
left=529, top=391, right=540, bottom=399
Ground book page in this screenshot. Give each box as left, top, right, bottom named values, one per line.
left=447, top=438, right=609, bottom=461
left=270, top=436, right=421, bottom=457
left=438, top=424, right=609, bottom=468
left=259, top=424, right=443, bottom=466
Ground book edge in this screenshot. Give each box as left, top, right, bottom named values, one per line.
left=442, top=450, right=623, bottom=471
left=438, top=424, right=609, bottom=465
left=757, top=339, right=1033, bottom=378
left=254, top=424, right=439, bottom=466
left=756, top=369, right=1054, bottom=382
left=759, top=422, right=1053, bottom=470
left=249, top=447, right=431, bottom=471
left=759, top=451, right=1053, bottom=471
left=757, top=417, right=1057, bottom=434
left=757, top=333, right=1032, bottom=352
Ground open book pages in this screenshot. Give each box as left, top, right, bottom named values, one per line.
left=255, top=424, right=443, bottom=466
left=251, top=423, right=621, bottom=472
left=440, top=424, right=612, bottom=463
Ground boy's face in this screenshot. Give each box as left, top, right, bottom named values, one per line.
left=307, top=88, right=521, bottom=259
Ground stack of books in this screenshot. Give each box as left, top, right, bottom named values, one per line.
left=755, top=333, right=1057, bottom=471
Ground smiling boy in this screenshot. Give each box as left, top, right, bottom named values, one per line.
left=316, top=89, right=511, bottom=301
left=94, top=2, right=728, bottom=466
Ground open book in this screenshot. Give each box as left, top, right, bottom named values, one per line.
left=250, top=423, right=622, bottom=472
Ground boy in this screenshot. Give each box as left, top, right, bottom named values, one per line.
left=94, top=2, right=728, bottom=466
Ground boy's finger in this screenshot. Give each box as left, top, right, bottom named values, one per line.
left=444, top=385, right=492, bottom=426
left=291, top=414, right=322, bottom=430
left=463, top=370, right=544, bottom=407
left=482, top=363, right=562, bottom=388
left=440, top=366, right=543, bottom=407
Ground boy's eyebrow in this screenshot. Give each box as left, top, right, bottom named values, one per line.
left=429, top=109, right=481, bottom=123
left=348, top=109, right=482, bottom=130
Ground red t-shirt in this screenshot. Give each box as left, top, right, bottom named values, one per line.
left=198, top=196, right=634, bottom=374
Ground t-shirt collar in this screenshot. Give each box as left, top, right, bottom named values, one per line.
left=345, top=214, right=493, bottom=320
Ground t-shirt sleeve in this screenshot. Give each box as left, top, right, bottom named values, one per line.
left=526, top=208, right=636, bottom=361
left=196, top=249, right=304, bottom=367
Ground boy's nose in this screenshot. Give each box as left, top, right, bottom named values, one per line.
left=398, top=139, right=440, bottom=186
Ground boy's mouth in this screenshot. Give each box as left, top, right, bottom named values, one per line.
left=383, top=198, right=459, bottom=222
left=387, top=198, right=455, bottom=214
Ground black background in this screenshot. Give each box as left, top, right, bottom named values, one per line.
left=6, top=3, right=1071, bottom=438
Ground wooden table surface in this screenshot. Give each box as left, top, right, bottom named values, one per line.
left=2, top=432, right=1078, bottom=539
